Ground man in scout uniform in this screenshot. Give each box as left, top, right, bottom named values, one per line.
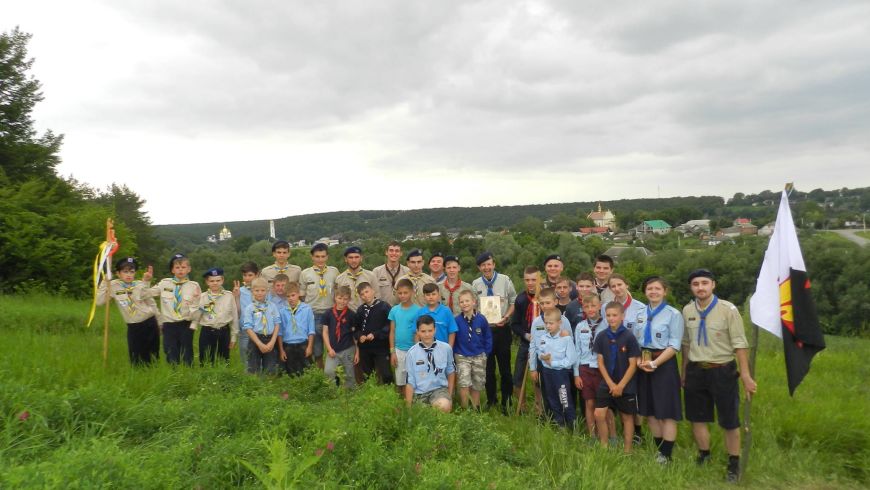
left=372, top=241, right=409, bottom=306
left=335, top=246, right=379, bottom=311
left=438, top=255, right=475, bottom=316
left=261, top=240, right=302, bottom=289
left=397, top=249, right=435, bottom=306
left=681, top=269, right=757, bottom=483
left=428, top=252, right=447, bottom=283
left=542, top=254, right=578, bottom=300
left=299, top=243, right=340, bottom=369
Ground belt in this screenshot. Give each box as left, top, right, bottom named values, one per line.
left=202, top=324, right=230, bottom=331
left=644, top=348, right=665, bottom=360
left=692, top=361, right=733, bottom=369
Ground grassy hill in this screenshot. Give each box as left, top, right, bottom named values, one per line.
left=1, top=295, right=867, bottom=488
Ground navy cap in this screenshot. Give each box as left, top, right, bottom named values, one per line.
left=443, top=255, right=460, bottom=265
left=203, top=267, right=224, bottom=278
left=544, top=254, right=563, bottom=266
left=406, top=249, right=423, bottom=260
left=272, top=240, right=290, bottom=251
left=310, top=242, right=328, bottom=254
left=428, top=252, right=444, bottom=263
left=344, top=246, right=362, bottom=256
left=115, top=257, right=137, bottom=271
left=168, top=253, right=187, bottom=272
left=687, top=269, right=716, bottom=283
left=476, top=251, right=494, bottom=266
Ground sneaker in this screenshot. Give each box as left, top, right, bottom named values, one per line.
left=726, top=466, right=739, bottom=483
left=696, top=452, right=712, bottom=466
left=655, top=452, right=670, bottom=465
left=633, top=433, right=643, bottom=446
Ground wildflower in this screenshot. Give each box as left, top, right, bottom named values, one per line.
left=315, top=448, right=324, bottom=457
left=18, top=410, right=30, bottom=421
left=326, top=441, right=335, bottom=452
left=281, top=392, right=289, bottom=400
left=414, top=462, right=422, bottom=474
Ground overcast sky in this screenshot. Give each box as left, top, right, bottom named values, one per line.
left=5, top=1, right=870, bottom=225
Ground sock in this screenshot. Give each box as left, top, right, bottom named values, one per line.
left=728, top=455, right=740, bottom=471
left=653, top=437, right=664, bottom=449
left=699, top=449, right=711, bottom=459
left=660, top=440, right=675, bottom=458
left=635, top=425, right=643, bottom=436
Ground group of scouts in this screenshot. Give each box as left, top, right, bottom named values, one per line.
left=97, top=240, right=757, bottom=482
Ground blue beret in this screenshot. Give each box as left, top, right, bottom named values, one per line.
left=115, top=257, right=137, bottom=271
left=168, top=253, right=187, bottom=272
left=544, top=254, right=563, bottom=266
left=203, top=267, right=224, bottom=278
left=428, top=252, right=444, bottom=263
left=476, top=251, right=494, bottom=266
left=687, top=269, right=715, bottom=283
left=344, top=246, right=362, bottom=256
left=443, top=255, right=460, bottom=265
left=406, top=249, right=423, bottom=260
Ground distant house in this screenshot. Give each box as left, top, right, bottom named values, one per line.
left=315, top=237, right=340, bottom=247
left=633, top=220, right=672, bottom=236
left=676, top=219, right=711, bottom=235
left=731, top=218, right=758, bottom=235
left=707, top=236, right=734, bottom=246
left=578, top=226, right=610, bottom=237
left=587, top=203, right=616, bottom=230
left=430, top=232, right=442, bottom=238
left=603, top=246, right=654, bottom=262
left=758, top=223, right=775, bottom=237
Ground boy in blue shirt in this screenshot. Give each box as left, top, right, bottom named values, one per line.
left=405, top=316, right=456, bottom=413
left=389, top=279, right=422, bottom=396
left=594, top=301, right=641, bottom=453
left=233, top=261, right=259, bottom=363
left=277, top=282, right=315, bottom=377
left=242, top=278, right=281, bottom=374
left=454, top=290, right=492, bottom=411
left=530, top=309, right=577, bottom=429
left=414, top=283, right=458, bottom=346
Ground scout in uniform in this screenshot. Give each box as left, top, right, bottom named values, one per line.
left=299, top=243, right=340, bottom=369
left=573, top=293, right=608, bottom=438
left=554, top=276, right=572, bottom=314
left=322, top=286, right=358, bottom=389
left=438, top=255, right=475, bottom=316
left=529, top=309, right=577, bottom=428
left=564, top=272, right=595, bottom=331
left=453, top=290, right=492, bottom=411
left=372, top=241, right=409, bottom=306
left=397, top=249, right=435, bottom=306
left=428, top=252, right=447, bottom=283
left=96, top=257, right=160, bottom=365
left=681, top=269, right=756, bottom=483
left=593, top=254, right=616, bottom=304
left=260, top=240, right=301, bottom=289
left=335, top=246, right=379, bottom=312
left=241, top=277, right=281, bottom=374
left=277, top=281, right=315, bottom=376
left=191, top=267, right=239, bottom=366
left=233, top=261, right=259, bottom=364
left=145, top=253, right=201, bottom=366
left=269, top=274, right=290, bottom=308
left=414, top=282, right=459, bottom=346
left=472, top=251, right=517, bottom=413
left=404, top=315, right=456, bottom=413
left=526, top=288, right=572, bottom=417
left=635, top=276, right=684, bottom=463
left=389, top=279, right=422, bottom=396
left=542, top=254, right=578, bottom=300
left=353, top=282, right=394, bottom=384
left=511, top=266, right=541, bottom=412
left=593, top=301, right=641, bottom=453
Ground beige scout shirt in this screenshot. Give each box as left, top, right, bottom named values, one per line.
left=681, top=298, right=749, bottom=364
left=471, top=273, right=518, bottom=318
left=145, top=278, right=202, bottom=324
left=372, top=263, right=409, bottom=306
left=299, top=266, right=340, bottom=313
left=96, top=279, right=158, bottom=324
left=261, top=263, right=302, bottom=287
left=191, top=289, right=239, bottom=343
left=334, top=268, right=379, bottom=311
left=438, top=280, right=476, bottom=316
left=396, top=272, right=436, bottom=306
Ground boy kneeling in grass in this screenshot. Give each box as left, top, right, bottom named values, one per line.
left=594, top=301, right=641, bottom=453
left=404, top=315, right=456, bottom=413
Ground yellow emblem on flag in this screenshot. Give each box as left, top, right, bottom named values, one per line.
left=779, top=279, right=794, bottom=333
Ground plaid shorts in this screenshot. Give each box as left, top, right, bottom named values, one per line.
left=455, top=353, right=487, bottom=391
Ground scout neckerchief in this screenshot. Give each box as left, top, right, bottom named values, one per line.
left=287, top=302, right=300, bottom=335
left=621, top=294, right=633, bottom=311
left=315, top=266, right=329, bottom=298
left=172, top=277, right=188, bottom=316
left=332, top=306, right=347, bottom=343
left=481, top=271, right=499, bottom=296
left=443, top=279, right=462, bottom=310
left=694, top=295, right=719, bottom=346
left=645, top=302, right=667, bottom=347
left=464, top=314, right=475, bottom=344
left=119, top=281, right=138, bottom=315
left=435, top=272, right=446, bottom=282
left=345, top=268, right=364, bottom=301
left=586, top=316, right=602, bottom=351
left=419, top=342, right=437, bottom=373
left=202, top=290, right=222, bottom=319
left=253, top=302, right=270, bottom=334
left=595, top=279, right=608, bottom=295
left=605, top=324, right=628, bottom=379
left=385, top=264, right=401, bottom=287
left=275, top=263, right=288, bottom=275
left=524, top=292, right=537, bottom=333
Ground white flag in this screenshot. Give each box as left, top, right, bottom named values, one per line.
left=749, top=189, right=806, bottom=338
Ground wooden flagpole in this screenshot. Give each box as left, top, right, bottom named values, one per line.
left=739, top=319, right=759, bottom=481
left=102, top=218, right=113, bottom=368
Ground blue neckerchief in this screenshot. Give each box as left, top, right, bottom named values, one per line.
left=481, top=272, right=498, bottom=296
left=605, top=324, right=627, bottom=379
left=645, top=302, right=667, bottom=347
left=695, top=296, right=718, bottom=346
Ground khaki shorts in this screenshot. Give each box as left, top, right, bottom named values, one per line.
left=394, top=349, right=408, bottom=386
left=455, top=353, right=487, bottom=391
left=413, top=386, right=451, bottom=406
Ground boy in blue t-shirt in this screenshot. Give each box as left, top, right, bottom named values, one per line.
left=389, top=279, right=422, bottom=396
left=414, top=283, right=458, bottom=346
left=405, top=315, right=456, bottom=413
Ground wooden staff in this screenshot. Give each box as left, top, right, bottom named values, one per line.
left=739, top=318, right=759, bottom=481
left=102, top=218, right=114, bottom=368
left=515, top=275, right=542, bottom=416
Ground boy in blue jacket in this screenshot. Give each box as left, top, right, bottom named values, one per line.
left=453, top=290, right=492, bottom=410
left=529, top=309, right=577, bottom=428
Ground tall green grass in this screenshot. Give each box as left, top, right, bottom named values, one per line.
left=0, top=295, right=866, bottom=488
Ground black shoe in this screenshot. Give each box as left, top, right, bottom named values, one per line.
left=633, top=433, right=643, bottom=445
left=726, top=466, right=739, bottom=483
left=696, top=452, right=712, bottom=466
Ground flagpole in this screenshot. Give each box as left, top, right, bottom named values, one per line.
left=102, top=218, right=113, bottom=368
